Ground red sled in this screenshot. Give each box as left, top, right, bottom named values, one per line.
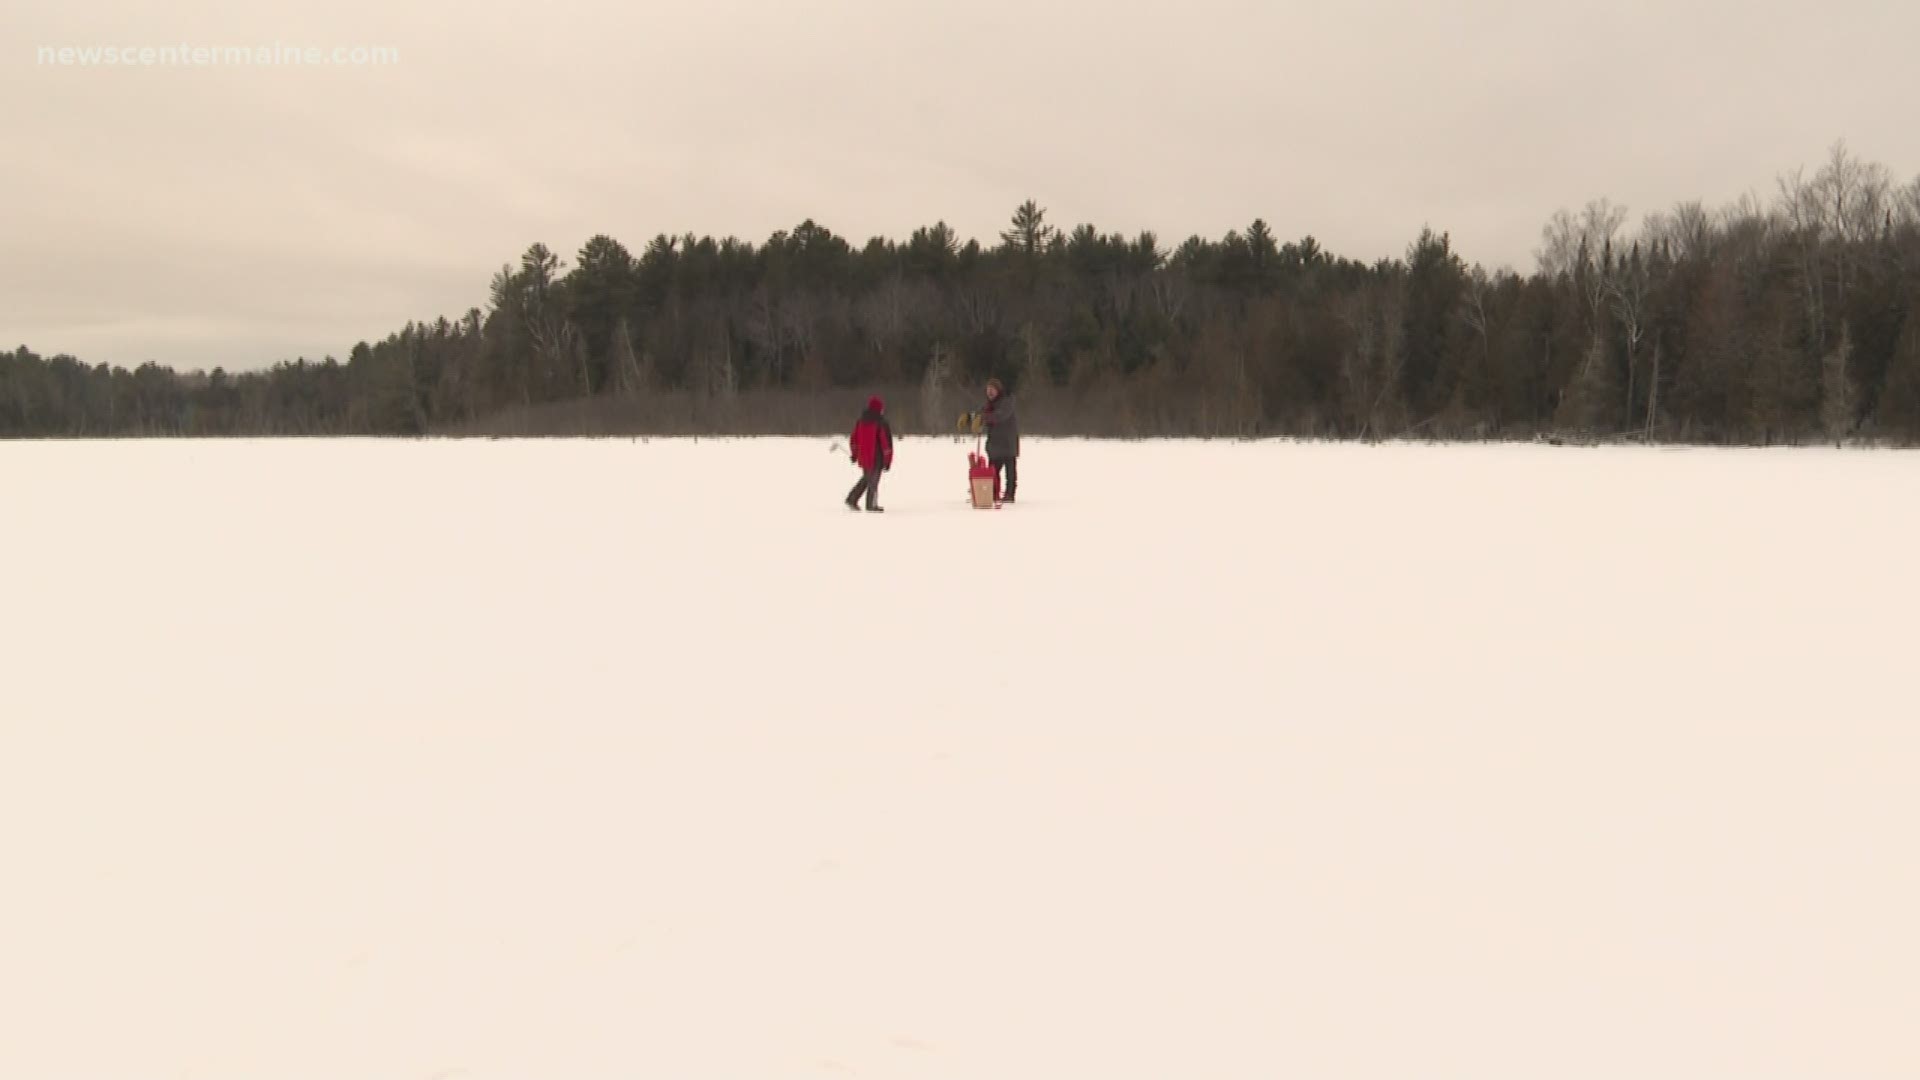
left=967, top=446, right=1000, bottom=509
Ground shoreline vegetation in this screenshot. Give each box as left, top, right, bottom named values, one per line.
left=8, top=142, right=1920, bottom=448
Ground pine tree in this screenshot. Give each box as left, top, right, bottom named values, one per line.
left=999, top=200, right=1055, bottom=256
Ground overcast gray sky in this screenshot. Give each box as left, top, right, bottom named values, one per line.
left=5, top=0, right=1916, bottom=372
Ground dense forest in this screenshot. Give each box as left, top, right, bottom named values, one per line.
left=7, top=142, right=1920, bottom=444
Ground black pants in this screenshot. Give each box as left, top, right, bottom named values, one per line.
left=847, top=468, right=883, bottom=508
left=991, top=457, right=1017, bottom=500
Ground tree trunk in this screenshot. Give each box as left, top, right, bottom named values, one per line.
left=1644, top=340, right=1662, bottom=439
left=1623, top=344, right=1636, bottom=433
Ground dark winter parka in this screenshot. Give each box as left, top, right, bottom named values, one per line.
left=983, top=391, right=1019, bottom=461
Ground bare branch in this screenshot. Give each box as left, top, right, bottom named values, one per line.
left=1535, top=198, right=1628, bottom=277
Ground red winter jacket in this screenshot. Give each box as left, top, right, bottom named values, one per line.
left=850, top=396, right=894, bottom=471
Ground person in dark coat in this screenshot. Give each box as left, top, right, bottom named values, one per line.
left=845, top=395, right=893, bottom=512
left=981, top=378, right=1019, bottom=503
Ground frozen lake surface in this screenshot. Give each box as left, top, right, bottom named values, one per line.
left=3, top=436, right=1916, bottom=1078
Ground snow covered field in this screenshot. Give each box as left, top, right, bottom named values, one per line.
left=3, top=436, right=1917, bottom=1079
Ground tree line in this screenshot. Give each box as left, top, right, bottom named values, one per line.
left=7, top=141, right=1920, bottom=444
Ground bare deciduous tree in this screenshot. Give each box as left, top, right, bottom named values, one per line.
left=1338, top=281, right=1406, bottom=439
left=1643, top=200, right=1716, bottom=262
left=1603, top=247, right=1656, bottom=431
left=1536, top=198, right=1628, bottom=278
left=920, top=343, right=955, bottom=435
left=1779, top=141, right=1895, bottom=350
left=609, top=315, right=648, bottom=398
left=1018, top=321, right=1049, bottom=398
left=1461, top=265, right=1496, bottom=389
left=1822, top=324, right=1857, bottom=444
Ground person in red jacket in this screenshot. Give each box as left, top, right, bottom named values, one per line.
left=845, top=395, right=894, bottom=512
